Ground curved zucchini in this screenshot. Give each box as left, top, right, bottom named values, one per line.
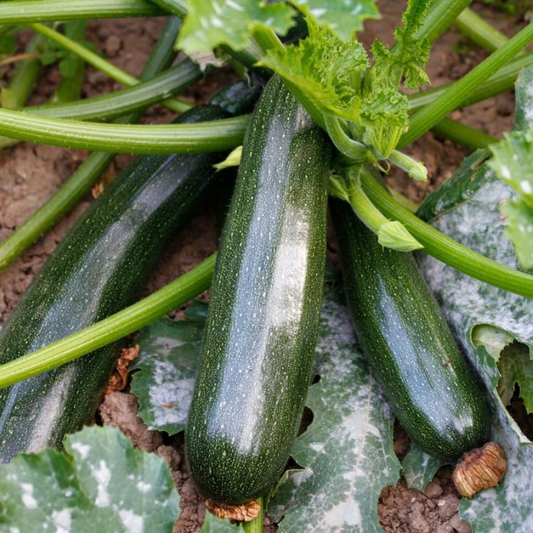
left=186, top=76, right=331, bottom=507
left=331, top=198, right=490, bottom=462
left=0, top=105, right=228, bottom=463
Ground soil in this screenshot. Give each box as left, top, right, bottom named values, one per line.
left=0, top=2, right=524, bottom=532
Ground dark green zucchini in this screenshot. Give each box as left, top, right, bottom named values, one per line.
left=186, top=76, right=331, bottom=508
left=0, top=104, right=229, bottom=463
left=331, top=197, right=490, bottom=462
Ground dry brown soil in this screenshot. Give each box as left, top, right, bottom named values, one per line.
left=0, top=2, right=523, bottom=532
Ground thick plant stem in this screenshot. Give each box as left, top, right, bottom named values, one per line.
left=408, top=51, right=533, bottom=111
left=0, top=0, right=161, bottom=23
left=0, top=17, right=183, bottom=272
left=243, top=498, right=264, bottom=533
left=4, top=33, right=46, bottom=109
left=0, top=59, right=201, bottom=150
left=455, top=7, right=508, bottom=52
left=400, top=22, right=533, bottom=147
left=30, top=22, right=192, bottom=113
left=0, top=109, right=249, bottom=154
left=0, top=254, right=216, bottom=389
left=431, top=117, right=497, bottom=149
left=416, top=0, right=472, bottom=44
left=360, top=168, right=533, bottom=298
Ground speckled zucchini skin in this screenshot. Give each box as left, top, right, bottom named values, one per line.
left=0, top=105, right=227, bottom=463
left=186, top=77, right=330, bottom=505
left=331, top=199, right=490, bottom=462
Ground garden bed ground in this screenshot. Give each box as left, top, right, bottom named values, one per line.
left=0, top=2, right=522, bottom=532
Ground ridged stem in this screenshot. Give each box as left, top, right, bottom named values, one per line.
left=0, top=0, right=161, bottom=23
left=431, top=116, right=497, bottom=149
left=455, top=7, right=509, bottom=52
left=0, top=109, right=249, bottom=154
left=0, top=254, right=216, bottom=388
left=360, top=168, right=533, bottom=298
left=400, top=21, right=533, bottom=147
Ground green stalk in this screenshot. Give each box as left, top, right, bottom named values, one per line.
left=30, top=22, right=192, bottom=113
left=150, top=0, right=261, bottom=68
left=400, top=22, right=533, bottom=147
left=0, top=109, right=249, bottom=154
left=431, top=116, right=497, bottom=149
left=0, top=17, right=183, bottom=272
left=243, top=498, right=264, bottom=533
left=360, top=168, right=533, bottom=297
left=416, top=0, right=472, bottom=44
left=4, top=33, right=46, bottom=109
left=50, top=21, right=88, bottom=104
left=0, top=254, right=216, bottom=389
left=12, top=61, right=200, bottom=121
left=0, top=0, right=161, bottom=23
left=455, top=7, right=509, bottom=52
left=408, top=51, right=533, bottom=111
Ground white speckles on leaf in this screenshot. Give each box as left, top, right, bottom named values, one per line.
left=0, top=426, right=180, bottom=533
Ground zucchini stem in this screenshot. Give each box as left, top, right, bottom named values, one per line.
left=455, top=7, right=509, bottom=53
left=0, top=0, right=161, bottom=24
left=360, top=168, right=533, bottom=297
left=0, top=109, right=249, bottom=154
left=430, top=117, right=497, bottom=149
left=0, top=254, right=216, bottom=389
left=401, top=21, right=533, bottom=147
left=345, top=167, right=424, bottom=252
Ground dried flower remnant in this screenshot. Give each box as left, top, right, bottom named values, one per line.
left=205, top=498, right=261, bottom=522
left=105, top=345, right=140, bottom=395
left=452, top=442, right=507, bottom=498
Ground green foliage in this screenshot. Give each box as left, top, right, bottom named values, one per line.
left=178, top=0, right=296, bottom=53
left=39, top=21, right=95, bottom=79
left=130, top=301, right=207, bottom=435
left=259, top=20, right=369, bottom=122
left=0, top=426, right=180, bottom=532
left=290, top=0, right=379, bottom=40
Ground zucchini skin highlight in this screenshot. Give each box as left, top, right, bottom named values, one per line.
left=0, top=105, right=227, bottom=463
left=331, top=198, right=490, bottom=462
left=187, top=76, right=331, bottom=506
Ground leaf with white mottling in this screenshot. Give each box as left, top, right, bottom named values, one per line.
left=178, top=0, right=296, bottom=53
left=130, top=301, right=207, bottom=435
left=417, top=121, right=533, bottom=530
left=0, top=426, right=180, bottom=532
left=402, top=444, right=445, bottom=492
left=291, top=0, right=379, bottom=39
left=268, top=295, right=400, bottom=533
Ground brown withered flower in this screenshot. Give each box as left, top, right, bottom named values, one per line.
left=452, top=442, right=507, bottom=498
left=205, top=499, right=261, bottom=522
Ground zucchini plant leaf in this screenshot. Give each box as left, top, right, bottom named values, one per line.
left=268, top=294, right=400, bottom=532
left=402, top=444, right=444, bottom=492
left=177, top=0, right=296, bottom=53
left=0, top=426, right=180, bottom=532
left=200, top=513, right=244, bottom=532
left=290, top=0, right=379, bottom=39
left=177, top=0, right=379, bottom=54
left=487, top=66, right=533, bottom=270
left=415, top=123, right=533, bottom=528
left=130, top=301, right=207, bottom=436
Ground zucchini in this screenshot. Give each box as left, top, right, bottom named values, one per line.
left=331, top=197, right=490, bottom=462
left=186, top=76, right=331, bottom=509
left=0, top=104, right=229, bottom=463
